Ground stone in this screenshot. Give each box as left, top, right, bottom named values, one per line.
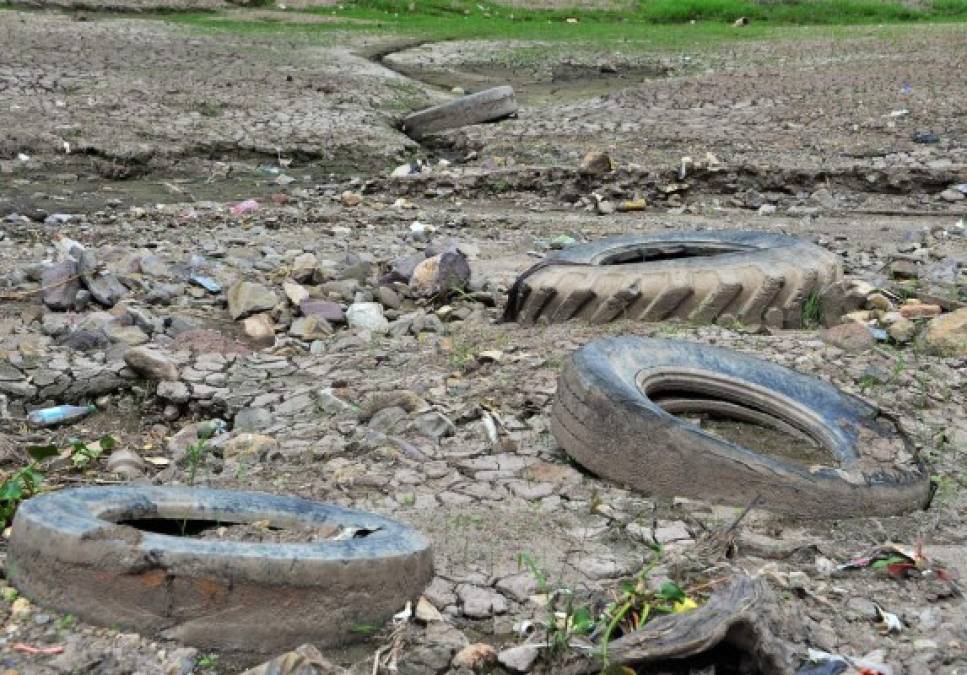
left=818, top=280, right=872, bottom=327
left=497, top=645, right=540, bottom=673
left=138, top=255, right=170, bottom=277
left=377, top=285, right=401, bottom=310
left=227, top=281, right=278, bottom=320
left=899, top=303, right=941, bottom=319
left=157, top=380, right=190, bottom=404
left=240, top=644, right=343, bottom=675
left=75, top=248, right=126, bottom=307
left=456, top=584, right=508, bottom=618
left=866, top=292, right=894, bottom=311
left=381, top=253, right=426, bottom=285
left=290, top=316, right=333, bottom=340
left=290, top=253, right=318, bottom=284
left=579, top=151, right=613, bottom=175
left=222, top=433, right=279, bottom=460
left=124, top=346, right=179, bottom=381
left=887, top=317, right=917, bottom=343
left=846, top=597, right=878, bottom=620
left=452, top=643, right=497, bottom=670
left=300, top=299, right=345, bottom=324
left=243, top=313, right=276, bottom=347
left=939, top=188, right=965, bottom=202
left=340, top=191, right=361, bottom=207
left=42, top=261, right=80, bottom=310
left=889, top=259, right=919, bottom=279
left=346, top=302, right=389, bottom=333
left=103, top=322, right=149, bottom=346
left=413, top=411, right=456, bottom=439
left=922, top=308, right=967, bottom=356
left=410, top=250, right=470, bottom=297
left=282, top=281, right=309, bottom=306
left=415, top=596, right=443, bottom=623
left=106, top=448, right=146, bottom=479
left=234, top=407, right=274, bottom=432
left=821, top=323, right=874, bottom=352
left=173, top=329, right=251, bottom=356
left=495, top=572, right=538, bottom=603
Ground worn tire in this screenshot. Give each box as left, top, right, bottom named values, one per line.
left=402, top=86, right=517, bottom=140
left=505, top=230, right=842, bottom=328
left=8, top=487, right=433, bottom=654
left=552, top=337, right=930, bottom=518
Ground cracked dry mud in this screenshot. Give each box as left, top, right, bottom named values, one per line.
left=0, top=4, right=965, bottom=675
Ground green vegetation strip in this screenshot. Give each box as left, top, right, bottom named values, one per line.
left=165, top=0, right=967, bottom=46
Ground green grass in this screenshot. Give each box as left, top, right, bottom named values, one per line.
left=166, top=0, right=967, bottom=46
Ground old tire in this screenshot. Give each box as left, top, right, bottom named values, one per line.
left=8, top=487, right=433, bottom=654
left=552, top=337, right=930, bottom=518
left=505, top=230, right=842, bottom=328
left=402, top=86, right=517, bottom=140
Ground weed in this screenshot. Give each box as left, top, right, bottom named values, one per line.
left=857, top=374, right=877, bottom=393
left=2, top=587, right=19, bottom=603
left=350, top=623, right=380, bottom=637
left=0, top=444, right=57, bottom=527
left=190, top=100, right=224, bottom=118
left=802, top=289, right=823, bottom=328
left=56, top=614, right=77, bottom=631
left=184, top=432, right=214, bottom=487
left=197, top=653, right=220, bottom=671
left=69, top=435, right=115, bottom=471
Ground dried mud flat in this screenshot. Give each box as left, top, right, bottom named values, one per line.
left=0, top=5, right=965, bottom=675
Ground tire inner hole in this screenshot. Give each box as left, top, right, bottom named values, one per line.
left=597, top=243, right=752, bottom=265
left=643, top=375, right=837, bottom=467
left=115, top=516, right=378, bottom=542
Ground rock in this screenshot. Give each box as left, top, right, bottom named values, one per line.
left=138, top=255, right=170, bottom=277
left=846, top=597, right=878, bottom=620
left=939, top=188, right=965, bottom=202
left=106, top=448, right=146, bottom=479
left=283, top=281, right=309, bottom=306
left=340, top=191, right=361, bottom=207
left=290, top=253, right=318, bottom=284
left=157, top=380, right=190, bottom=404
left=818, top=279, right=871, bottom=327
left=497, top=645, right=540, bottom=673
left=222, top=433, right=279, bottom=460
left=173, top=329, right=251, bottom=356
left=243, top=313, right=276, bottom=347
left=456, top=584, right=508, bottom=618
left=413, top=411, right=456, bottom=439
left=377, top=285, right=401, bottom=310
left=415, top=596, right=443, bottom=623
left=381, top=253, right=426, bottom=285
left=452, top=643, right=497, bottom=670
left=234, top=407, right=274, bottom=432
left=75, top=248, right=126, bottom=307
left=410, top=250, right=470, bottom=296
left=888, top=317, right=917, bottom=343
left=124, top=347, right=179, bottom=381
left=103, top=321, right=149, bottom=346
left=340, top=254, right=372, bottom=283
left=821, top=323, right=875, bottom=352
left=290, top=316, right=333, bottom=340
left=899, top=303, right=942, bottom=319
left=240, top=644, right=344, bottom=675
left=866, top=292, right=894, bottom=311
left=346, top=302, right=389, bottom=333
left=579, top=151, right=612, bottom=175
left=42, top=261, right=80, bottom=310
left=889, top=259, right=919, bottom=279
left=922, top=308, right=967, bottom=356
left=227, top=281, right=278, bottom=320
left=300, top=299, right=345, bottom=324
left=495, top=572, right=538, bottom=602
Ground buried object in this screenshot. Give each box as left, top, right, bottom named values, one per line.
left=552, top=337, right=930, bottom=518
left=401, top=85, right=518, bottom=140
left=504, top=230, right=841, bottom=328
left=7, top=487, right=433, bottom=654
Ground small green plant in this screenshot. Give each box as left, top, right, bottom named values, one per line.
left=350, top=623, right=380, bottom=637
left=69, top=435, right=115, bottom=471
left=2, top=587, right=19, bottom=603
left=197, top=653, right=219, bottom=671
left=56, top=614, right=77, bottom=631
left=857, top=374, right=877, bottom=393
left=184, top=432, right=214, bottom=487
left=802, top=289, right=823, bottom=328
left=0, top=444, right=57, bottom=527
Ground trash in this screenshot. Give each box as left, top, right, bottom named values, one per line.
left=837, top=541, right=954, bottom=582
left=888, top=109, right=909, bottom=117
left=27, top=404, right=96, bottom=429
left=874, top=604, right=902, bottom=634
left=16, top=153, right=30, bottom=162
left=733, top=16, right=749, bottom=26
left=240, top=643, right=345, bottom=675
left=617, top=198, right=647, bottom=212
left=392, top=601, right=413, bottom=624
left=548, top=234, right=576, bottom=249
left=12, top=643, right=65, bottom=655
left=911, top=131, right=939, bottom=144
left=804, top=648, right=892, bottom=675
left=409, top=221, right=434, bottom=234
left=189, top=275, right=221, bottom=294
left=229, top=199, right=260, bottom=216
left=391, top=160, right=424, bottom=178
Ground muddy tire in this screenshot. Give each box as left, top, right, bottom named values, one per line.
left=505, top=230, right=842, bottom=328
left=402, top=86, right=517, bottom=140
left=552, top=337, right=930, bottom=518
left=8, top=487, right=433, bottom=654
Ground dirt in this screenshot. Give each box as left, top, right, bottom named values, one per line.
left=0, top=4, right=964, bottom=675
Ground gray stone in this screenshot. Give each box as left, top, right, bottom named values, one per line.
left=497, top=645, right=540, bottom=673
left=75, top=248, right=126, bottom=307
left=157, top=380, right=190, bottom=404
left=290, top=252, right=318, bottom=283
left=243, top=313, right=276, bottom=347
left=300, top=299, right=345, bottom=324
left=289, top=316, right=332, bottom=340
left=368, top=406, right=408, bottom=434
left=346, top=302, right=389, bottom=333
left=456, top=584, right=508, bottom=618
left=103, top=322, right=149, bottom=346
left=227, top=281, right=278, bottom=320
left=846, top=597, right=878, bottom=620
left=42, top=261, right=80, bottom=310
left=495, top=572, right=538, bottom=602
left=413, top=411, right=456, bottom=439
left=124, top=347, right=179, bottom=381
left=234, top=407, right=274, bottom=432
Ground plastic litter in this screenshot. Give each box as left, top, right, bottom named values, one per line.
left=190, top=275, right=222, bottom=294
left=911, top=132, right=939, bottom=144
left=805, top=648, right=892, bottom=675
left=27, top=404, right=96, bottom=429
left=229, top=199, right=260, bottom=216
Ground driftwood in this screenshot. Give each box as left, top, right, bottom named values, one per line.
left=562, top=570, right=794, bottom=674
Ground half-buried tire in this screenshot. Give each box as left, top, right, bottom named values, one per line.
left=504, top=230, right=842, bottom=328
left=7, top=487, right=433, bottom=654
left=552, top=337, right=930, bottom=518
left=402, top=86, right=518, bottom=140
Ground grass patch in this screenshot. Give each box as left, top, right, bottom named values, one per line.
left=166, top=0, right=967, bottom=46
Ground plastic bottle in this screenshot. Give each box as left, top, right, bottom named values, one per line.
left=27, top=404, right=96, bottom=429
